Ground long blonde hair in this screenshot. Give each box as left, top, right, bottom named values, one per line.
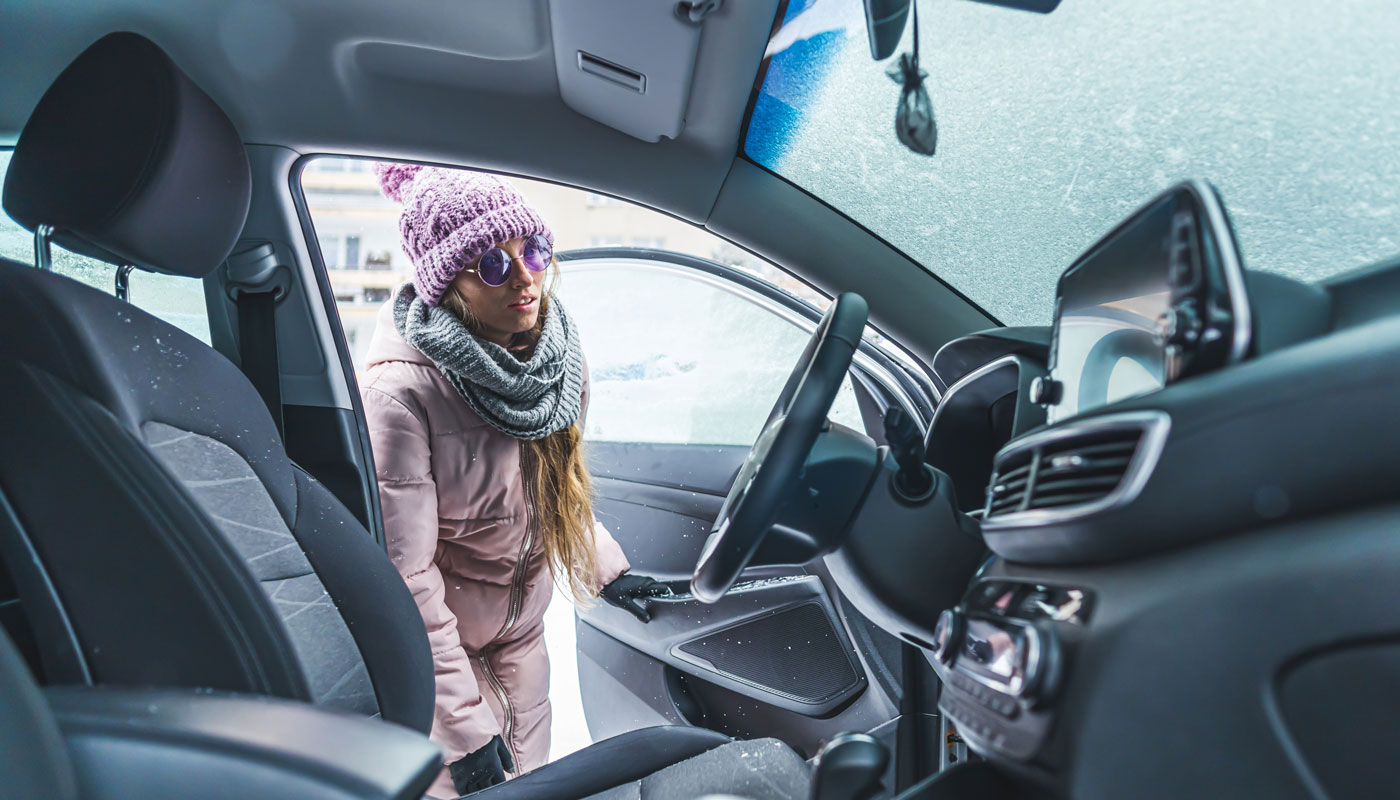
left=440, top=266, right=600, bottom=602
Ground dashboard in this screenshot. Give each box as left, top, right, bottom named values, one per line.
left=827, top=181, right=1400, bottom=799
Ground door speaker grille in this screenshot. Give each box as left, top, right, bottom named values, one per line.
left=676, top=601, right=859, bottom=704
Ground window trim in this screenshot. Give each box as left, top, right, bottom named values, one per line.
left=287, top=154, right=388, bottom=547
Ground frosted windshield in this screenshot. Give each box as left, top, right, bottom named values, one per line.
left=747, top=0, right=1400, bottom=324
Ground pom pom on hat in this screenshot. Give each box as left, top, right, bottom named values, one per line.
left=373, top=161, right=424, bottom=203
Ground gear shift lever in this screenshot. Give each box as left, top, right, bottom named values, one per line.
left=810, top=732, right=889, bottom=800
left=884, top=408, right=934, bottom=500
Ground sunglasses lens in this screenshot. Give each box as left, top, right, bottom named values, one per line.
left=477, top=249, right=510, bottom=286
left=523, top=235, right=552, bottom=272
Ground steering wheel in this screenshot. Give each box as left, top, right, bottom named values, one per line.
left=691, top=293, right=869, bottom=604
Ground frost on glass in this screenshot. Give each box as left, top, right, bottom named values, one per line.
left=748, top=0, right=1400, bottom=325
left=557, top=264, right=863, bottom=446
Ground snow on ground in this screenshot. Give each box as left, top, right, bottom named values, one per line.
left=544, top=582, right=593, bottom=762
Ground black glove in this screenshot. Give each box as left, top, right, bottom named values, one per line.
left=449, top=735, right=515, bottom=795
left=600, top=573, right=672, bottom=623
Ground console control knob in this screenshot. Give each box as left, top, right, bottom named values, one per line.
left=1018, top=622, right=1062, bottom=708
left=931, top=608, right=961, bottom=664
left=1159, top=303, right=1201, bottom=347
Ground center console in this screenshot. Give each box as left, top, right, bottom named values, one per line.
left=831, top=178, right=1400, bottom=797
left=910, top=180, right=1375, bottom=786
left=922, top=181, right=1251, bottom=768
left=927, top=579, right=1088, bottom=762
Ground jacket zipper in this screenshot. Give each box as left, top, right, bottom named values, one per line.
left=478, top=441, right=539, bottom=771
left=476, top=652, right=518, bottom=772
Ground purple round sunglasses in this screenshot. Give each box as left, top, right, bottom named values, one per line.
left=461, top=234, right=553, bottom=287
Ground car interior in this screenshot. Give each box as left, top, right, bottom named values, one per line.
left=1, top=1, right=1397, bottom=799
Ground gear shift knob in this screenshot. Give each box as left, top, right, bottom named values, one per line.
left=810, top=732, right=889, bottom=800
left=884, top=408, right=934, bottom=500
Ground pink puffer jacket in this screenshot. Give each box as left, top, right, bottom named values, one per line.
left=360, top=301, right=630, bottom=797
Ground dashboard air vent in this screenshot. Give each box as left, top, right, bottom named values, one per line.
left=986, top=448, right=1034, bottom=517
left=1029, top=431, right=1139, bottom=509
left=984, top=412, right=1170, bottom=521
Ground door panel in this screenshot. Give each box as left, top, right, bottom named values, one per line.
left=581, top=576, right=864, bottom=715
left=593, top=475, right=725, bottom=524
left=561, top=249, right=926, bottom=754
left=588, top=442, right=749, bottom=495
left=576, top=612, right=901, bottom=760
left=589, top=482, right=719, bottom=580
left=588, top=442, right=742, bottom=580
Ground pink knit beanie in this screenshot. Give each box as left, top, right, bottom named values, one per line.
left=372, top=162, right=553, bottom=306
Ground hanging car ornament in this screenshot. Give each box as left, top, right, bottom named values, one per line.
left=887, top=3, right=938, bottom=156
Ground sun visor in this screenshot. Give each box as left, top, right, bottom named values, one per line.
left=549, top=0, right=717, bottom=142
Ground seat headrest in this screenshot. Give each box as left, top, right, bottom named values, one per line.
left=2, top=32, right=251, bottom=279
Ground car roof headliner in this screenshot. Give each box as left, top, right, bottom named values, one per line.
left=0, top=0, right=780, bottom=224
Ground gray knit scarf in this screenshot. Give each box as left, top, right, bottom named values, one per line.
left=392, top=282, right=584, bottom=440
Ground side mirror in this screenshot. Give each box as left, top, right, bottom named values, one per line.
left=863, top=0, right=912, bottom=61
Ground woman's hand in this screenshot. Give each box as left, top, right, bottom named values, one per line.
left=600, top=573, right=672, bottom=622
left=449, top=735, right=515, bottom=795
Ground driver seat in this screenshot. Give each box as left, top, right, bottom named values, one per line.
left=0, top=32, right=809, bottom=800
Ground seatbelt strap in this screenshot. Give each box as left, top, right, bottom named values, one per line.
left=237, top=290, right=283, bottom=438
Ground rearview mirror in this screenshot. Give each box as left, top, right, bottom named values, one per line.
left=863, top=0, right=1063, bottom=61
left=863, top=0, right=912, bottom=61
left=972, top=0, right=1061, bottom=11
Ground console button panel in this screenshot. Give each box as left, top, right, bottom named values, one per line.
left=930, top=581, right=1092, bottom=763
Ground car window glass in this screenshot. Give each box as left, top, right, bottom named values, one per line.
left=301, top=156, right=921, bottom=378
left=301, top=156, right=844, bottom=373
left=300, top=157, right=868, bottom=444
left=0, top=151, right=212, bottom=344
left=557, top=262, right=864, bottom=446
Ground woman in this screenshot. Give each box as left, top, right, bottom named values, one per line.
left=360, top=163, right=668, bottom=797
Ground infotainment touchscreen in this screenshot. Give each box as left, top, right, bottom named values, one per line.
left=1045, top=181, right=1249, bottom=425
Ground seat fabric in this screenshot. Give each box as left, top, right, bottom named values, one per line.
left=477, top=725, right=734, bottom=800
left=581, top=738, right=811, bottom=800
left=142, top=420, right=377, bottom=715
left=0, top=257, right=434, bottom=731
